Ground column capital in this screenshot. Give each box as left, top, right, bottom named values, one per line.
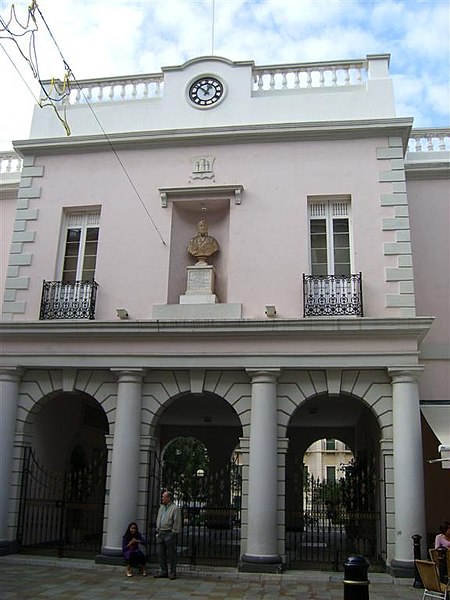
left=246, top=368, right=281, bottom=383
left=0, top=367, right=23, bottom=383
left=388, top=366, right=424, bottom=383
left=110, top=368, right=147, bottom=383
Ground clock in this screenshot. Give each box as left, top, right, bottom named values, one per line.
left=188, top=76, right=225, bottom=108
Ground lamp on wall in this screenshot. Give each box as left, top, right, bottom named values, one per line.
left=116, top=308, right=129, bottom=319
left=265, top=305, right=277, bottom=318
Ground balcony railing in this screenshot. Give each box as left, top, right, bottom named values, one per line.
left=40, top=280, right=98, bottom=320
left=303, top=273, right=363, bottom=317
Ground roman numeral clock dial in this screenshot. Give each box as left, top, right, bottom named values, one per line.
left=188, top=76, right=225, bottom=108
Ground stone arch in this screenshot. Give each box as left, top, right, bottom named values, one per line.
left=22, top=388, right=109, bottom=473
left=282, top=369, right=389, bottom=569
left=278, top=368, right=392, bottom=440
left=142, top=369, right=250, bottom=439
left=16, top=368, right=117, bottom=443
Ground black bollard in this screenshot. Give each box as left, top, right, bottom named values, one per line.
left=412, top=534, right=423, bottom=588
left=343, top=555, right=370, bottom=600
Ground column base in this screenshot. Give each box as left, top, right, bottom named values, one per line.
left=390, top=559, right=415, bottom=578
left=95, top=547, right=124, bottom=565
left=0, top=540, right=18, bottom=556
left=239, top=553, right=283, bottom=573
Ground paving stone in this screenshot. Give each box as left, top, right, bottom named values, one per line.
left=0, top=556, right=424, bottom=600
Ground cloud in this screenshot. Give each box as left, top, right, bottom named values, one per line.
left=0, top=0, right=448, bottom=149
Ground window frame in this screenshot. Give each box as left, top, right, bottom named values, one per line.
left=308, top=196, right=354, bottom=276
left=57, top=209, right=101, bottom=282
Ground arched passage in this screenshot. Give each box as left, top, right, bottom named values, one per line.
left=18, top=390, right=109, bottom=558
left=286, top=392, right=382, bottom=570
left=147, top=391, right=243, bottom=567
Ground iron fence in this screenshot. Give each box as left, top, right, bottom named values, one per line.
left=147, top=453, right=242, bottom=567
left=17, top=447, right=106, bottom=558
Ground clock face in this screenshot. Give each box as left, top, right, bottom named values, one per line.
left=188, top=76, right=224, bottom=107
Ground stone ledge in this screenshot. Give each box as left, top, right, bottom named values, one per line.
left=152, top=303, right=242, bottom=320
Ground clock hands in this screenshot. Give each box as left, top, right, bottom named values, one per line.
left=199, top=83, right=214, bottom=97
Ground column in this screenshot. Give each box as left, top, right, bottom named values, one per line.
left=388, top=367, right=426, bottom=576
left=102, top=369, right=145, bottom=557
left=240, top=369, right=282, bottom=572
left=0, top=368, right=21, bottom=553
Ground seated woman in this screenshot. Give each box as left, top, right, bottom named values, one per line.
left=122, top=522, right=147, bottom=577
left=434, top=521, right=450, bottom=549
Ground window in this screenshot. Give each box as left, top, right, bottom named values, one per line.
left=309, top=199, right=351, bottom=276
left=326, top=466, right=336, bottom=483
left=325, top=438, right=336, bottom=451
left=60, top=211, right=100, bottom=282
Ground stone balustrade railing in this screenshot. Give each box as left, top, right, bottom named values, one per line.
left=252, top=59, right=366, bottom=91
left=39, top=58, right=373, bottom=107
left=40, top=73, right=165, bottom=106
left=1, top=128, right=448, bottom=178
left=407, top=129, right=450, bottom=152
left=0, top=152, right=22, bottom=174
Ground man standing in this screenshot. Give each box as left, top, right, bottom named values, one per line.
left=154, top=490, right=182, bottom=580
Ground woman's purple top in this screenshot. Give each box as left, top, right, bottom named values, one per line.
left=122, top=532, right=146, bottom=560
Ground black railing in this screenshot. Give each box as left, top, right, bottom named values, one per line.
left=303, top=273, right=363, bottom=317
left=40, top=280, right=98, bottom=320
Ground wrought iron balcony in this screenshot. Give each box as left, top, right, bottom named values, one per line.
left=303, top=273, right=363, bottom=317
left=40, top=280, right=98, bottom=320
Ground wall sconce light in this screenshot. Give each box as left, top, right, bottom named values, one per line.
left=265, top=305, right=277, bottom=318
left=116, top=308, right=129, bottom=319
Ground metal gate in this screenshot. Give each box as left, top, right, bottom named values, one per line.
left=147, top=452, right=242, bottom=567
left=17, top=447, right=106, bottom=558
left=286, top=456, right=380, bottom=570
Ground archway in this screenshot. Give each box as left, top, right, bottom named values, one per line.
left=147, top=391, right=243, bottom=567
left=18, top=391, right=109, bottom=558
left=286, top=392, right=382, bottom=570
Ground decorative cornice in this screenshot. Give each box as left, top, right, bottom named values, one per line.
left=0, top=316, right=434, bottom=341
left=12, top=118, right=414, bottom=156
left=405, top=161, right=450, bottom=180
left=159, top=184, right=243, bottom=207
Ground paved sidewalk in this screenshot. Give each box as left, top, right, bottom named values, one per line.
left=0, top=555, right=423, bottom=599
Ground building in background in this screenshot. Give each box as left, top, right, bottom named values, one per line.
left=0, top=53, right=449, bottom=575
left=303, top=438, right=353, bottom=483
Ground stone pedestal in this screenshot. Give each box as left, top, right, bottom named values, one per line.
left=180, top=264, right=218, bottom=304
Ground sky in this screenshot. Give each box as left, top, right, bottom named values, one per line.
left=0, top=0, right=449, bottom=150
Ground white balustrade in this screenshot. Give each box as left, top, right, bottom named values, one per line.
left=407, top=129, right=450, bottom=152
left=40, top=74, right=164, bottom=106
left=0, top=153, right=22, bottom=174
left=252, top=60, right=366, bottom=91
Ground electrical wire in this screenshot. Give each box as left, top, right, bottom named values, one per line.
left=2, top=1, right=167, bottom=245
left=0, top=42, right=40, bottom=104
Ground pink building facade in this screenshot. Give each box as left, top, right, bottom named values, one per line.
left=0, top=54, right=449, bottom=575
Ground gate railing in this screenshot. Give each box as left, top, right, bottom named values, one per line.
left=285, top=468, right=380, bottom=570
left=147, top=453, right=242, bottom=567
left=17, top=447, right=106, bottom=558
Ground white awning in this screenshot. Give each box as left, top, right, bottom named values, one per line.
left=421, top=405, right=450, bottom=447
left=421, top=405, right=450, bottom=468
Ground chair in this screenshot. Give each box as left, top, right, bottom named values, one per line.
left=429, top=548, right=450, bottom=582
left=415, top=559, right=449, bottom=600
